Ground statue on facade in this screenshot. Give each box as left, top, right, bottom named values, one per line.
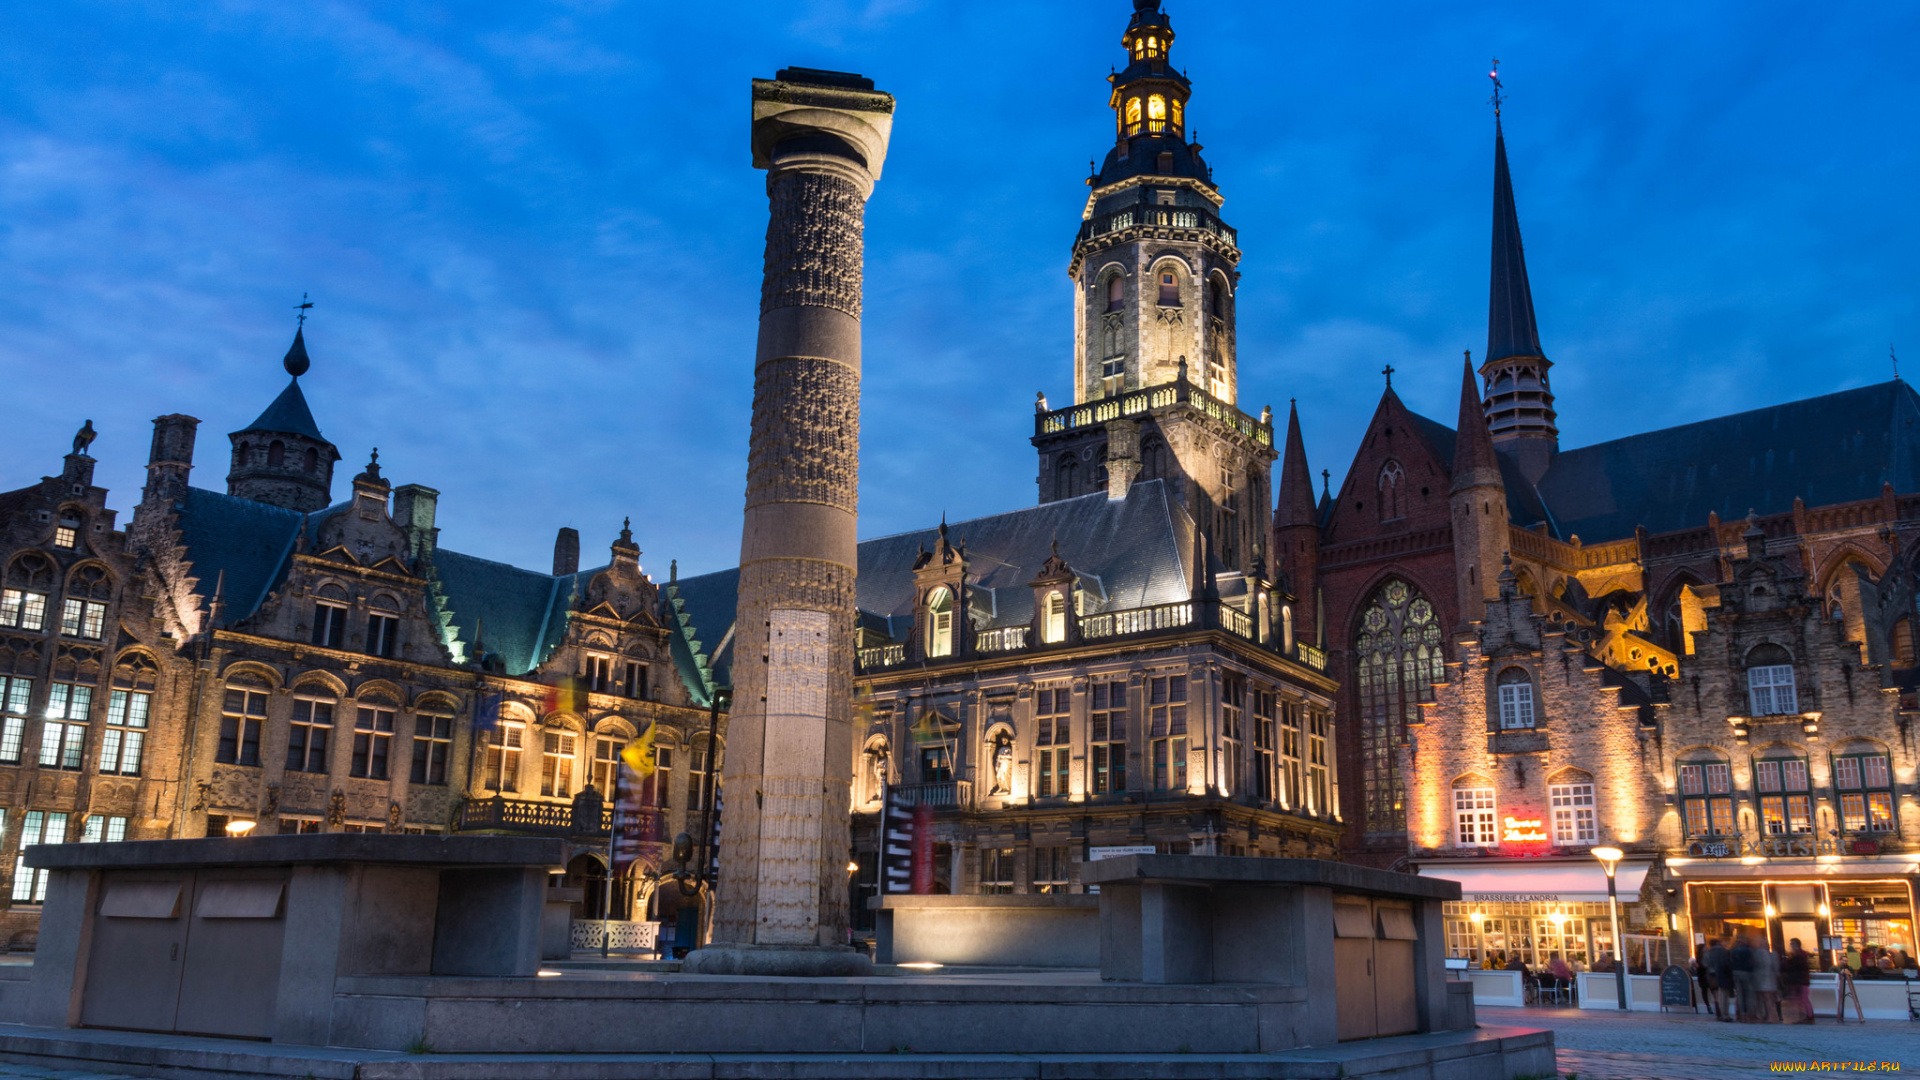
left=864, top=742, right=889, bottom=803
left=990, top=732, right=1013, bottom=795
left=72, top=420, right=96, bottom=457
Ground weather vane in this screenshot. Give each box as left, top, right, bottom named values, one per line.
left=1489, top=58, right=1504, bottom=117
left=1894, top=343, right=1901, bottom=382
left=294, top=292, right=314, bottom=329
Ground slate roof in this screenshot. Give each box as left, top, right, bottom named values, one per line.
left=168, top=486, right=587, bottom=676
left=670, top=481, right=1219, bottom=690
left=235, top=378, right=328, bottom=443
left=1407, top=379, right=1920, bottom=544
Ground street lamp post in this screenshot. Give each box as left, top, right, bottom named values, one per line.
left=1592, top=846, right=1628, bottom=1010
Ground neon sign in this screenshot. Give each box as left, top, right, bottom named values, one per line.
left=1502, top=816, right=1548, bottom=843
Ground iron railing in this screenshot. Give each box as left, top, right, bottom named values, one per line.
left=890, top=781, right=971, bottom=808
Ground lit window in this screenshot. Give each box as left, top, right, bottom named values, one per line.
left=649, top=745, right=673, bottom=809
left=1834, top=751, right=1895, bottom=833
left=1252, top=688, right=1277, bottom=803
left=1033, top=846, right=1071, bottom=894
left=1144, top=35, right=1159, bottom=57
left=981, top=848, right=1015, bottom=894
left=1125, top=97, right=1142, bottom=134
left=690, top=743, right=720, bottom=812
left=411, top=712, right=453, bottom=785
left=80, top=815, right=128, bottom=843
left=1548, top=782, right=1596, bottom=845
left=1147, top=94, right=1167, bottom=133
left=1041, top=591, right=1067, bottom=644
left=1220, top=671, right=1244, bottom=796
left=217, top=687, right=266, bottom=767
left=1678, top=760, right=1735, bottom=836
left=1496, top=668, right=1535, bottom=729
left=1149, top=673, right=1188, bottom=791
left=1089, top=680, right=1126, bottom=794
left=101, top=685, right=150, bottom=776
left=42, top=682, right=91, bottom=770
left=53, top=519, right=78, bottom=549
left=1754, top=755, right=1812, bottom=835
left=60, top=598, right=107, bottom=640
left=592, top=736, right=622, bottom=796
left=0, top=676, right=31, bottom=763
left=351, top=706, right=395, bottom=780
left=541, top=729, right=576, bottom=797
left=11, top=811, right=62, bottom=903
left=486, top=719, right=525, bottom=791
left=926, top=587, right=953, bottom=658
left=1035, top=687, right=1069, bottom=797
left=1305, top=708, right=1330, bottom=815
left=1171, top=98, right=1183, bottom=130
left=1453, top=786, right=1496, bottom=847
left=286, top=696, right=333, bottom=773
left=0, top=588, right=47, bottom=631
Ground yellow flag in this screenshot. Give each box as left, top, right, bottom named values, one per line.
left=621, top=721, right=658, bottom=778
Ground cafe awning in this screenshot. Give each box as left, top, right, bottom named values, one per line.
left=1414, top=860, right=1651, bottom=904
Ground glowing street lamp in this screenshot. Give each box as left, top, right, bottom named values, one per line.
left=224, top=819, right=257, bottom=836
left=1592, top=846, right=1627, bottom=1010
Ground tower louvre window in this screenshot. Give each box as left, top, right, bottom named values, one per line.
left=1147, top=95, right=1167, bottom=133
left=1171, top=98, right=1183, bottom=130
left=1124, top=97, right=1142, bottom=135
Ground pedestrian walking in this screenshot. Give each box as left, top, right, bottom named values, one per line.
left=1781, top=938, right=1814, bottom=1024
left=1705, top=938, right=1733, bottom=1021
left=1730, top=934, right=1757, bottom=1022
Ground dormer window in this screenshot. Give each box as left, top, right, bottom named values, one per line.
left=1147, top=95, right=1167, bottom=133
left=1041, top=591, right=1067, bottom=644
left=926, top=587, right=954, bottom=658
left=1745, top=644, right=1798, bottom=715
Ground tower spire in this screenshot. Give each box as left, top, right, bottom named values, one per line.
left=1479, top=64, right=1558, bottom=483
left=1276, top=400, right=1316, bottom=528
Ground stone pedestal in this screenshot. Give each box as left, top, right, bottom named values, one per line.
left=686, top=68, right=893, bottom=978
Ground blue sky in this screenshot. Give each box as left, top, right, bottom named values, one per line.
left=2, top=1, right=1915, bottom=577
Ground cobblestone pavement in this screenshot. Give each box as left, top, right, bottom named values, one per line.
left=1481, top=1005, right=1920, bottom=1078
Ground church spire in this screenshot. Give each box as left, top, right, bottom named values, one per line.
left=1276, top=400, right=1317, bottom=528
left=1478, top=61, right=1558, bottom=482
left=1452, top=351, right=1501, bottom=493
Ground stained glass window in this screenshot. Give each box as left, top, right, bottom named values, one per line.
left=1354, top=580, right=1440, bottom=835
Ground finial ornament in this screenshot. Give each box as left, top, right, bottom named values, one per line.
left=294, top=292, right=314, bottom=328
left=1488, top=58, right=1503, bottom=119
left=1321, top=468, right=1331, bottom=497
left=1382, top=364, right=1395, bottom=388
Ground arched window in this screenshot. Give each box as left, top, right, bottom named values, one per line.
left=1745, top=643, right=1797, bottom=716
left=1147, top=94, right=1167, bottom=133
left=1125, top=97, right=1142, bottom=134
left=1041, top=591, right=1067, bottom=644
left=61, top=565, right=111, bottom=640
left=1157, top=270, right=1179, bottom=306
left=1547, top=768, right=1596, bottom=846
left=1354, top=580, right=1441, bottom=834
left=1452, top=776, right=1496, bottom=848
left=1677, top=751, right=1735, bottom=837
left=2, top=554, right=53, bottom=632
left=1376, top=461, right=1405, bottom=521
left=1056, top=456, right=1079, bottom=498
left=1106, top=274, right=1124, bottom=313
left=926, top=587, right=954, bottom=658
left=1171, top=98, right=1184, bottom=131
left=1139, top=437, right=1165, bottom=481
left=1495, top=667, right=1535, bottom=729
left=236, top=441, right=251, bottom=468
left=268, top=440, right=286, bottom=468
left=1208, top=281, right=1224, bottom=319
left=303, top=446, right=319, bottom=474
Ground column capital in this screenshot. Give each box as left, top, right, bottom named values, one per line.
left=751, top=69, right=895, bottom=190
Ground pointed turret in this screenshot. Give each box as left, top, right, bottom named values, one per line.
left=1276, top=401, right=1317, bottom=528
left=227, top=325, right=340, bottom=512
left=1272, top=401, right=1321, bottom=648
left=1451, top=350, right=1509, bottom=619
left=1478, top=83, right=1559, bottom=485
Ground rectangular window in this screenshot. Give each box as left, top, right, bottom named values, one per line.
left=1220, top=672, right=1245, bottom=796
left=100, top=688, right=150, bottom=775
left=486, top=720, right=524, bottom=791
left=592, top=736, right=621, bottom=797
left=80, top=815, right=128, bottom=843
left=1252, top=689, right=1276, bottom=803
left=651, top=746, right=674, bottom=809
left=1454, top=787, right=1497, bottom=847
left=1747, top=664, right=1798, bottom=716
left=0, top=676, right=32, bottom=764
left=1279, top=699, right=1303, bottom=809
left=541, top=730, right=576, bottom=797
left=1033, top=846, right=1071, bottom=894
left=1498, top=682, right=1535, bottom=729
left=216, top=687, right=266, bottom=767
left=1549, top=783, right=1596, bottom=845
left=12, top=811, right=65, bottom=903
left=980, top=848, right=1014, bottom=895
left=586, top=656, right=612, bottom=695
left=1306, top=709, right=1330, bottom=815
left=1089, top=680, right=1126, bottom=795
left=623, top=662, right=647, bottom=699
left=1035, top=687, right=1069, bottom=797
left=0, top=589, right=47, bottom=631
left=1149, top=674, right=1187, bottom=791
left=42, top=681, right=92, bottom=771
left=410, top=712, right=452, bottom=785
left=367, top=614, right=398, bottom=658
left=286, top=698, right=333, bottom=773
left=1834, top=753, right=1895, bottom=832
left=53, top=525, right=76, bottom=549
left=311, top=603, right=347, bottom=648
left=351, top=707, right=394, bottom=780
left=278, top=817, right=323, bottom=835
left=690, top=745, right=719, bottom=811
left=60, top=598, right=107, bottom=640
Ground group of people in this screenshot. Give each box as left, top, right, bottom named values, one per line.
left=1694, top=935, right=1813, bottom=1024
left=1843, top=943, right=1916, bottom=977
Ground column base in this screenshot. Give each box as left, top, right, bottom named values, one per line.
left=682, top=943, right=874, bottom=977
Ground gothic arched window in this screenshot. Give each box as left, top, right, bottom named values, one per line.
left=1139, top=437, right=1165, bottom=481
left=1209, top=280, right=1225, bottom=319
left=1056, top=456, right=1079, bottom=498
left=1106, top=274, right=1124, bottom=314
left=1354, top=579, right=1441, bottom=835
left=1377, top=460, right=1405, bottom=522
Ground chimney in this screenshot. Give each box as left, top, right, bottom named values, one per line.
left=553, top=527, right=580, bottom=576
left=145, top=414, right=200, bottom=505
left=392, top=484, right=440, bottom=563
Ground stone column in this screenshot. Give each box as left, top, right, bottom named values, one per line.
left=684, top=69, right=892, bottom=977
